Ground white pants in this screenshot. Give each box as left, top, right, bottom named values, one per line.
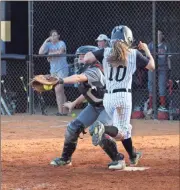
left=103, top=92, right=132, bottom=139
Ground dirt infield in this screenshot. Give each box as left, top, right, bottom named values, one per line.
left=1, top=115, right=180, bottom=190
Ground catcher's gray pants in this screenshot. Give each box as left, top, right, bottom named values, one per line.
left=65, top=104, right=112, bottom=144
left=62, top=104, right=114, bottom=161
left=77, top=104, right=113, bottom=131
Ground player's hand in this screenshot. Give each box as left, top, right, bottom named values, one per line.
left=138, top=41, right=149, bottom=52
left=63, top=101, right=76, bottom=113
left=45, top=37, right=52, bottom=43
left=47, top=51, right=56, bottom=61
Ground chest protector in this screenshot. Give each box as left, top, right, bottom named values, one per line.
left=78, top=64, right=105, bottom=107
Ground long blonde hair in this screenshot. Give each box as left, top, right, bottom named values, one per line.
left=107, top=41, right=129, bottom=67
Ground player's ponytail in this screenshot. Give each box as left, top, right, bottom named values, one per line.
left=107, top=41, right=129, bottom=67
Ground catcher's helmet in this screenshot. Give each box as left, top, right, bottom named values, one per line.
left=74, top=46, right=99, bottom=74
left=75, top=45, right=99, bottom=55
left=111, top=25, right=133, bottom=47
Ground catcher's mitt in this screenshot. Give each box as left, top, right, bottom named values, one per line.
left=30, top=75, right=60, bottom=93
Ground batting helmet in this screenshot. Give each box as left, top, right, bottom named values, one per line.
left=111, top=25, right=133, bottom=47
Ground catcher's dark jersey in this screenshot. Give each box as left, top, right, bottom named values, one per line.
left=78, top=64, right=105, bottom=106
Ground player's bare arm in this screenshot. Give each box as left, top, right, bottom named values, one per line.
left=44, top=73, right=88, bottom=85
left=138, top=41, right=155, bottom=71
left=72, top=95, right=86, bottom=105
left=63, top=95, right=85, bottom=113
left=42, top=73, right=88, bottom=85
left=39, top=37, right=51, bottom=54
left=61, top=74, right=88, bottom=84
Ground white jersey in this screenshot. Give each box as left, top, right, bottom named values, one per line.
left=91, top=46, right=149, bottom=139
left=103, top=47, right=137, bottom=92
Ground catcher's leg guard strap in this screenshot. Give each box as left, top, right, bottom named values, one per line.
left=99, top=134, right=124, bottom=161
left=104, top=126, right=118, bottom=137
left=61, top=119, right=85, bottom=160
left=65, top=119, right=85, bottom=143
left=61, top=142, right=77, bottom=161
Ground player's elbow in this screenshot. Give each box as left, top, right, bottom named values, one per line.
left=151, top=64, right=155, bottom=71
left=151, top=61, right=155, bottom=71
left=84, top=52, right=96, bottom=64
left=76, top=74, right=88, bottom=83
left=146, top=60, right=155, bottom=71
left=39, top=49, right=44, bottom=55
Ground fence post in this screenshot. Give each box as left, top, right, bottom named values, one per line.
left=152, top=1, right=158, bottom=119
left=28, top=1, right=34, bottom=114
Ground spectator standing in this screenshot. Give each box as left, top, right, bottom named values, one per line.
left=39, top=30, right=69, bottom=115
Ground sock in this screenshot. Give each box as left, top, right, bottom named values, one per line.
left=122, top=138, right=136, bottom=159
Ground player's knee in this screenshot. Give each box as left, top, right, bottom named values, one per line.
left=104, top=125, right=118, bottom=137
left=116, top=130, right=132, bottom=140
left=65, top=119, right=85, bottom=143
left=89, top=124, right=119, bottom=139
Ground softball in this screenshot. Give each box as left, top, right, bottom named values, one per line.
left=71, top=113, right=76, bottom=118
left=43, top=84, right=53, bottom=91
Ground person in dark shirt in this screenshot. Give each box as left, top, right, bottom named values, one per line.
left=147, top=30, right=171, bottom=117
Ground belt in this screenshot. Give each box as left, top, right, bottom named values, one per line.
left=105, top=88, right=132, bottom=93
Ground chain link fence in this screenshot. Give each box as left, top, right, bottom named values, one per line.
left=32, top=1, right=180, bottom=119
left=1, top=1, right=179, bottom=120
left=131, top=2, right=180, bottom=120
left=155, top=2, right=180, bottom=120
left=1, top=56, right=28, bottom=115
left=32, top=1, right=153, bottom=115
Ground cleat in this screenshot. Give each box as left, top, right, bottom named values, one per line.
left=50, top=157, right=72, bottom=167
left=129, top=152, right=142, bottom=166
left=108, top=159, right=126, bottom=170
left=158, top=106, right=168, bottom=112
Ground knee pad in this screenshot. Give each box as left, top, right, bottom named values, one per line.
left=89, top=125, right=118, bottom=137
left=65, top=119, right=85, bottom=143
left=89, top=124, right=95, bottom=136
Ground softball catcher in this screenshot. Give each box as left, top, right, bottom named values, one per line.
left=32, top=45, right=125, bottom=168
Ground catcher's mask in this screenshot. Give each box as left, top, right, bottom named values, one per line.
left=74, top=45, right=99, bottom=74
left=110, top=25, right=134, bottom=47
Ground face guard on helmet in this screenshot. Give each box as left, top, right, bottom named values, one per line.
left=74, top=46, right=99, bottom=74
left=110, top=25, right=134, bottom=47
